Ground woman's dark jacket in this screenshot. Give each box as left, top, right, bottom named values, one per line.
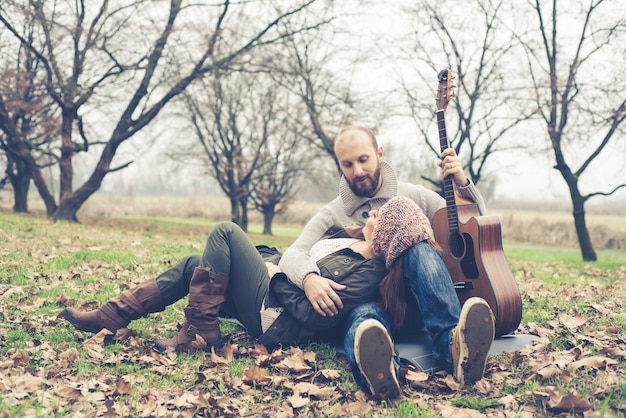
left=256, top=225, right=385, bottom=349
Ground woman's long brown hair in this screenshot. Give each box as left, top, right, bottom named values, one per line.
left=344, top=223, right=407, bottom=329
left=378, top=240, right=442, bottom=331
left=343, top=223, right=442, bottom=331
left=378, top=256, right=406, bottom=331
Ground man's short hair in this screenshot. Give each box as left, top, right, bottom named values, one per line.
left=334, top=126, right=379, bottom=152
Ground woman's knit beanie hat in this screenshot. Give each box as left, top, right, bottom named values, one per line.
left=372, top=196, right=433, bottom=269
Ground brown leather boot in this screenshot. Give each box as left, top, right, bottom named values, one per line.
left=62, top=278, right=165, bottom=334
left=153, top=268, right=229, bottom=353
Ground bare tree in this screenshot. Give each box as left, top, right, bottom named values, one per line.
left=0, top=0, right=326, bottom=221
left=249, top=119, right=309, bottom=235
left=0, top=43, right=58, bottom=213
left=178, top=70, right=287, bottom=231
left=391, top=0, right=536, bottom=196
left=272, top=36, right=350, bottom=172
left=269, top=3, right=388, bottom=174
left=0, top=16, right=59, bottom=213
left=173, top=64, right=314, bottom=235
left=518, top=0, right=626, bottom=261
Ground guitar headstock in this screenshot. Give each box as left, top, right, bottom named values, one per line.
left=436, top=69, right=454, bottom=112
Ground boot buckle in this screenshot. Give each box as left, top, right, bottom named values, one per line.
left=184, top=323, right=198, bottom=338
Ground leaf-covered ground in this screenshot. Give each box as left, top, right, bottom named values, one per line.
left=1, top=211, right=625, bottom=417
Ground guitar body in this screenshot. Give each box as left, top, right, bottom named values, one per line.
left=433, top=204, right=522, bottom=336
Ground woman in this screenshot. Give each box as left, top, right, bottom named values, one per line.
left=343, top=196, right=495, bottom=399
left=61, top=203, right=415, bottom=352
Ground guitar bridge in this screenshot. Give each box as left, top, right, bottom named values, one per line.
left=453, top=281, right=474, bottom=291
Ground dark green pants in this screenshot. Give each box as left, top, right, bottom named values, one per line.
left=154, top=222, right=270, bottom=337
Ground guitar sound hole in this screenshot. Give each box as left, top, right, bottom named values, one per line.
left=461, top=233, right=479, bottom=279
left=448, top=232, right=479, bottom=279
left=448, top=232, right=465, bottom=258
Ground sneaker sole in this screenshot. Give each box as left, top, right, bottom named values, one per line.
left=354, top=319, right=401, bottom=398
left=456, top=298, right=495, bottom=384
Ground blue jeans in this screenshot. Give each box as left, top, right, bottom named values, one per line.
left=343, top=241, right=461, bottom=391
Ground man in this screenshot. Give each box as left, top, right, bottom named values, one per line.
left=278, top=125, right=494, bottom=398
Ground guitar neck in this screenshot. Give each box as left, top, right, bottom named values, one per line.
left=436, top=109, right=460, bottom=233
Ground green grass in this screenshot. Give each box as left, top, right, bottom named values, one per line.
left=503, top=240, right=626, bottom=268
left=451, top=396, right=500, bottom=410
left=1, top=210, right=625, bottom=417
left=392, top=400, right=439, bottom=417
left=100, top=215, right=302, bottom=250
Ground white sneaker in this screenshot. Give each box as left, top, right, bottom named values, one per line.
left=354, top=319, right=401, bottom=399
left=451, top=297, right=495, bottom=386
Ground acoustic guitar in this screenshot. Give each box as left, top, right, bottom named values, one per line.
left=431, top=69, right=522, bottom=337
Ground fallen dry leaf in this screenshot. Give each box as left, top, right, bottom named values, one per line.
left=436, top=404, right=486, bottom=418
left=548, top=389, right=594, bottom=413
left=558, top=313, right=587, bottom=330
left=319, top=369, right=341, bottom=379
left=243, top=366, right=272, bottom=384
left=569, top=356, right=619, bottom=371
left=288, top=392, right=310, bottom=408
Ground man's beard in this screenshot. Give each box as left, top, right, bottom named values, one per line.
left=347, top=165, right=381, bottom=197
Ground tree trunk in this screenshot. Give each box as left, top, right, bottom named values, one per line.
left=9, top=141, right=58, bottom=216
left=557, top=160, right=598, bottom=262
left=7, top=158, right=30, bottom=213
left=51, top=135, right=127, bottom=222
left=229, top=197, right=241, bottom=226
left=262, top=209, right=274, bottom=235
left=29, top=159, right=57, bottom=217
left=52, top=200, right=80, bottom=222
left=571, top=195, right=597, bottom=262
left=58, top=110, right=75, bottom=200
left=239, top=196, right=248, bottom=233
